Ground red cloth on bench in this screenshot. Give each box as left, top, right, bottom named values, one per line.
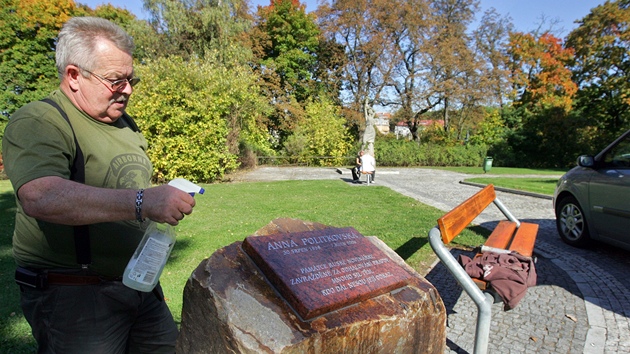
left=458, top=252, right=537, bottom=310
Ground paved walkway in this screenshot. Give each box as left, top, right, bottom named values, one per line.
left=232, top=166, right=630, bottom=353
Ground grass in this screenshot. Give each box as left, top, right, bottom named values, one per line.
left=0, top=180, right=37, bottom=353
left=0, top=178, right=488, bottom=352
left=429, top=166, right=567, bottom=175
left=464, top=177, right=560, bottom=196
left=429, top=165, right=565, bottom=196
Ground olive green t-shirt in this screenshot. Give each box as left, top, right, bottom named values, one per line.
left=2, top=90, right=152, bottom=276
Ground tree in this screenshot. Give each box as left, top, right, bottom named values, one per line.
left=473, top=8, right=514, bottom=108
left=566, top=0, right=630, bottom=140
left=251, top=0, right=320, bottom=101
left=318, top=0, right=445, bottom=141
left=427, top=0, right=481, bottom=135
left=312, top=35, right=347, bottom=106
left=249, top=0, right=322, bottom=145
left=317, top=0, right=391, bottom=112
left=143, top=0, right=252, bottom=64
left=378, top=0, right=437, bottom=124
left=0, top=0, right=159, bottom=119
left=319, top=0, right=487, bottom=141
left=0, top=0, right=76, bottom=118
left=500, top=31, right=578, bottom=167
left=508, top=31, right=577, bottom=113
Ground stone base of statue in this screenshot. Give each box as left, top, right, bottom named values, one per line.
left=176, top=218, right=446, bottom=354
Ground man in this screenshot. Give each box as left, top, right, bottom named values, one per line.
left=2, top=17, right=193, bottom=353
left=361, top=151, right=376, bottom=183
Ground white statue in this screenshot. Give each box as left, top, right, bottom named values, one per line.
left=362, top=99, right=376, bottom=154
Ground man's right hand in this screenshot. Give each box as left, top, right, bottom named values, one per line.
left=142, top=185, right=196, bottom=225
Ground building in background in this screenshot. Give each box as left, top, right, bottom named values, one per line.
left=375, top=112, right=391, bottom=134
left=394, top=121, right=412, bottom=139
left=393, top=119, right=445, bottom=140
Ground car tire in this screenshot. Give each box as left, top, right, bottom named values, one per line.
left=556, top=195, right=591, bottom=247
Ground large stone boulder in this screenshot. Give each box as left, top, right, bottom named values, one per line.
left=176, top=219, right=446, bottom=353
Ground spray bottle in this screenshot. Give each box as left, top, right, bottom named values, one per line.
left=123, top=178, right=205, bottom=292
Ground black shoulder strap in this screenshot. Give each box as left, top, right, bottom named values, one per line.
left=122, top=112, right=141, bottom=133
left=41, top=99, right=86, bottom=183
left=41, top=98, right=91, bottom=267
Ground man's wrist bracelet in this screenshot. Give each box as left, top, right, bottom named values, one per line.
left=135, top=189, right=145, bottom=222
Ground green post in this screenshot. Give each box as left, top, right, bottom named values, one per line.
left=483, top=156, right=493, bottom=173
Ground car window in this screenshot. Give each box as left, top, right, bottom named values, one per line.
left=602, top=134, right=630, bottom=169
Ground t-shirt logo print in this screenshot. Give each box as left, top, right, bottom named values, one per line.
left=106, top=153, right=152, bottom=189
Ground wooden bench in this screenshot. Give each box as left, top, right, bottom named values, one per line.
left=437, top=184, right=538, bottom=289
left=428, top=184, right=538, bottom=354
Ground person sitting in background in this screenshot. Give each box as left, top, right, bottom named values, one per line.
left=352, top=150, right=364, bottom=182
left=360, top=151, right=376, bottom=182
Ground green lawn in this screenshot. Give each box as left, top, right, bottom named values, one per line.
left=0, top=178, right=488, bottom=352
left=464, top=177, right=560, bottom=196
left=423, top=165, right=564, bottom=196
left=430, top=166, right=567, bottom=175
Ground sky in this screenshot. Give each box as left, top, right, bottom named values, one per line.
left=78, top=0, right=606, bottom=35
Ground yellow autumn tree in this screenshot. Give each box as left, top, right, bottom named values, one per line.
left=508, top=32, right=577, bottom=113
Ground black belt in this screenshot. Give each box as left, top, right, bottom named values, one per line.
left=15, top=267, right=121, bottom=289
left=47, top=272, right=122, bottom=286
left=15, top=267, right=162, bottom=301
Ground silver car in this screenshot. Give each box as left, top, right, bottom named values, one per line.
left=554, top=129, right=630, bottom=251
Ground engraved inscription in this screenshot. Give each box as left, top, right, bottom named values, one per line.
left=242, top=227, right=412, bottom=320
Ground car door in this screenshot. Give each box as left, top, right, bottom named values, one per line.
left=589, top=134, right=630, bottom=247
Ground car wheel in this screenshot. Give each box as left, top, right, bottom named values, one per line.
left=556, top=196, right=591, bottom=247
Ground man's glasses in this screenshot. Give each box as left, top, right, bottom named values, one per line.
left=79, top=67, right=140, bottom=93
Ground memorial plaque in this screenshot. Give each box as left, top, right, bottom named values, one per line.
left=242, top=227, right=413, bottom=320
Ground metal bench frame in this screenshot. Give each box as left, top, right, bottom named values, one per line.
left=361, top=171, right=373, bottom=185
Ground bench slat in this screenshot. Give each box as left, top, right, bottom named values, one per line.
left=508, top=222, right=538, bottom=257
left=483, top=220, right=517, bottom=250
left=437, top=184, right=496, bottom=244
left=471, top=221, right=537, bottom=290
left=472, top=278, right=488, bottom=290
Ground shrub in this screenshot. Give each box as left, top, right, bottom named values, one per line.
left=374, top=135, right=487, bottom=167
left=129, top=56, right=271, bottom=182
left=284, top=97, right=353, bottom=166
